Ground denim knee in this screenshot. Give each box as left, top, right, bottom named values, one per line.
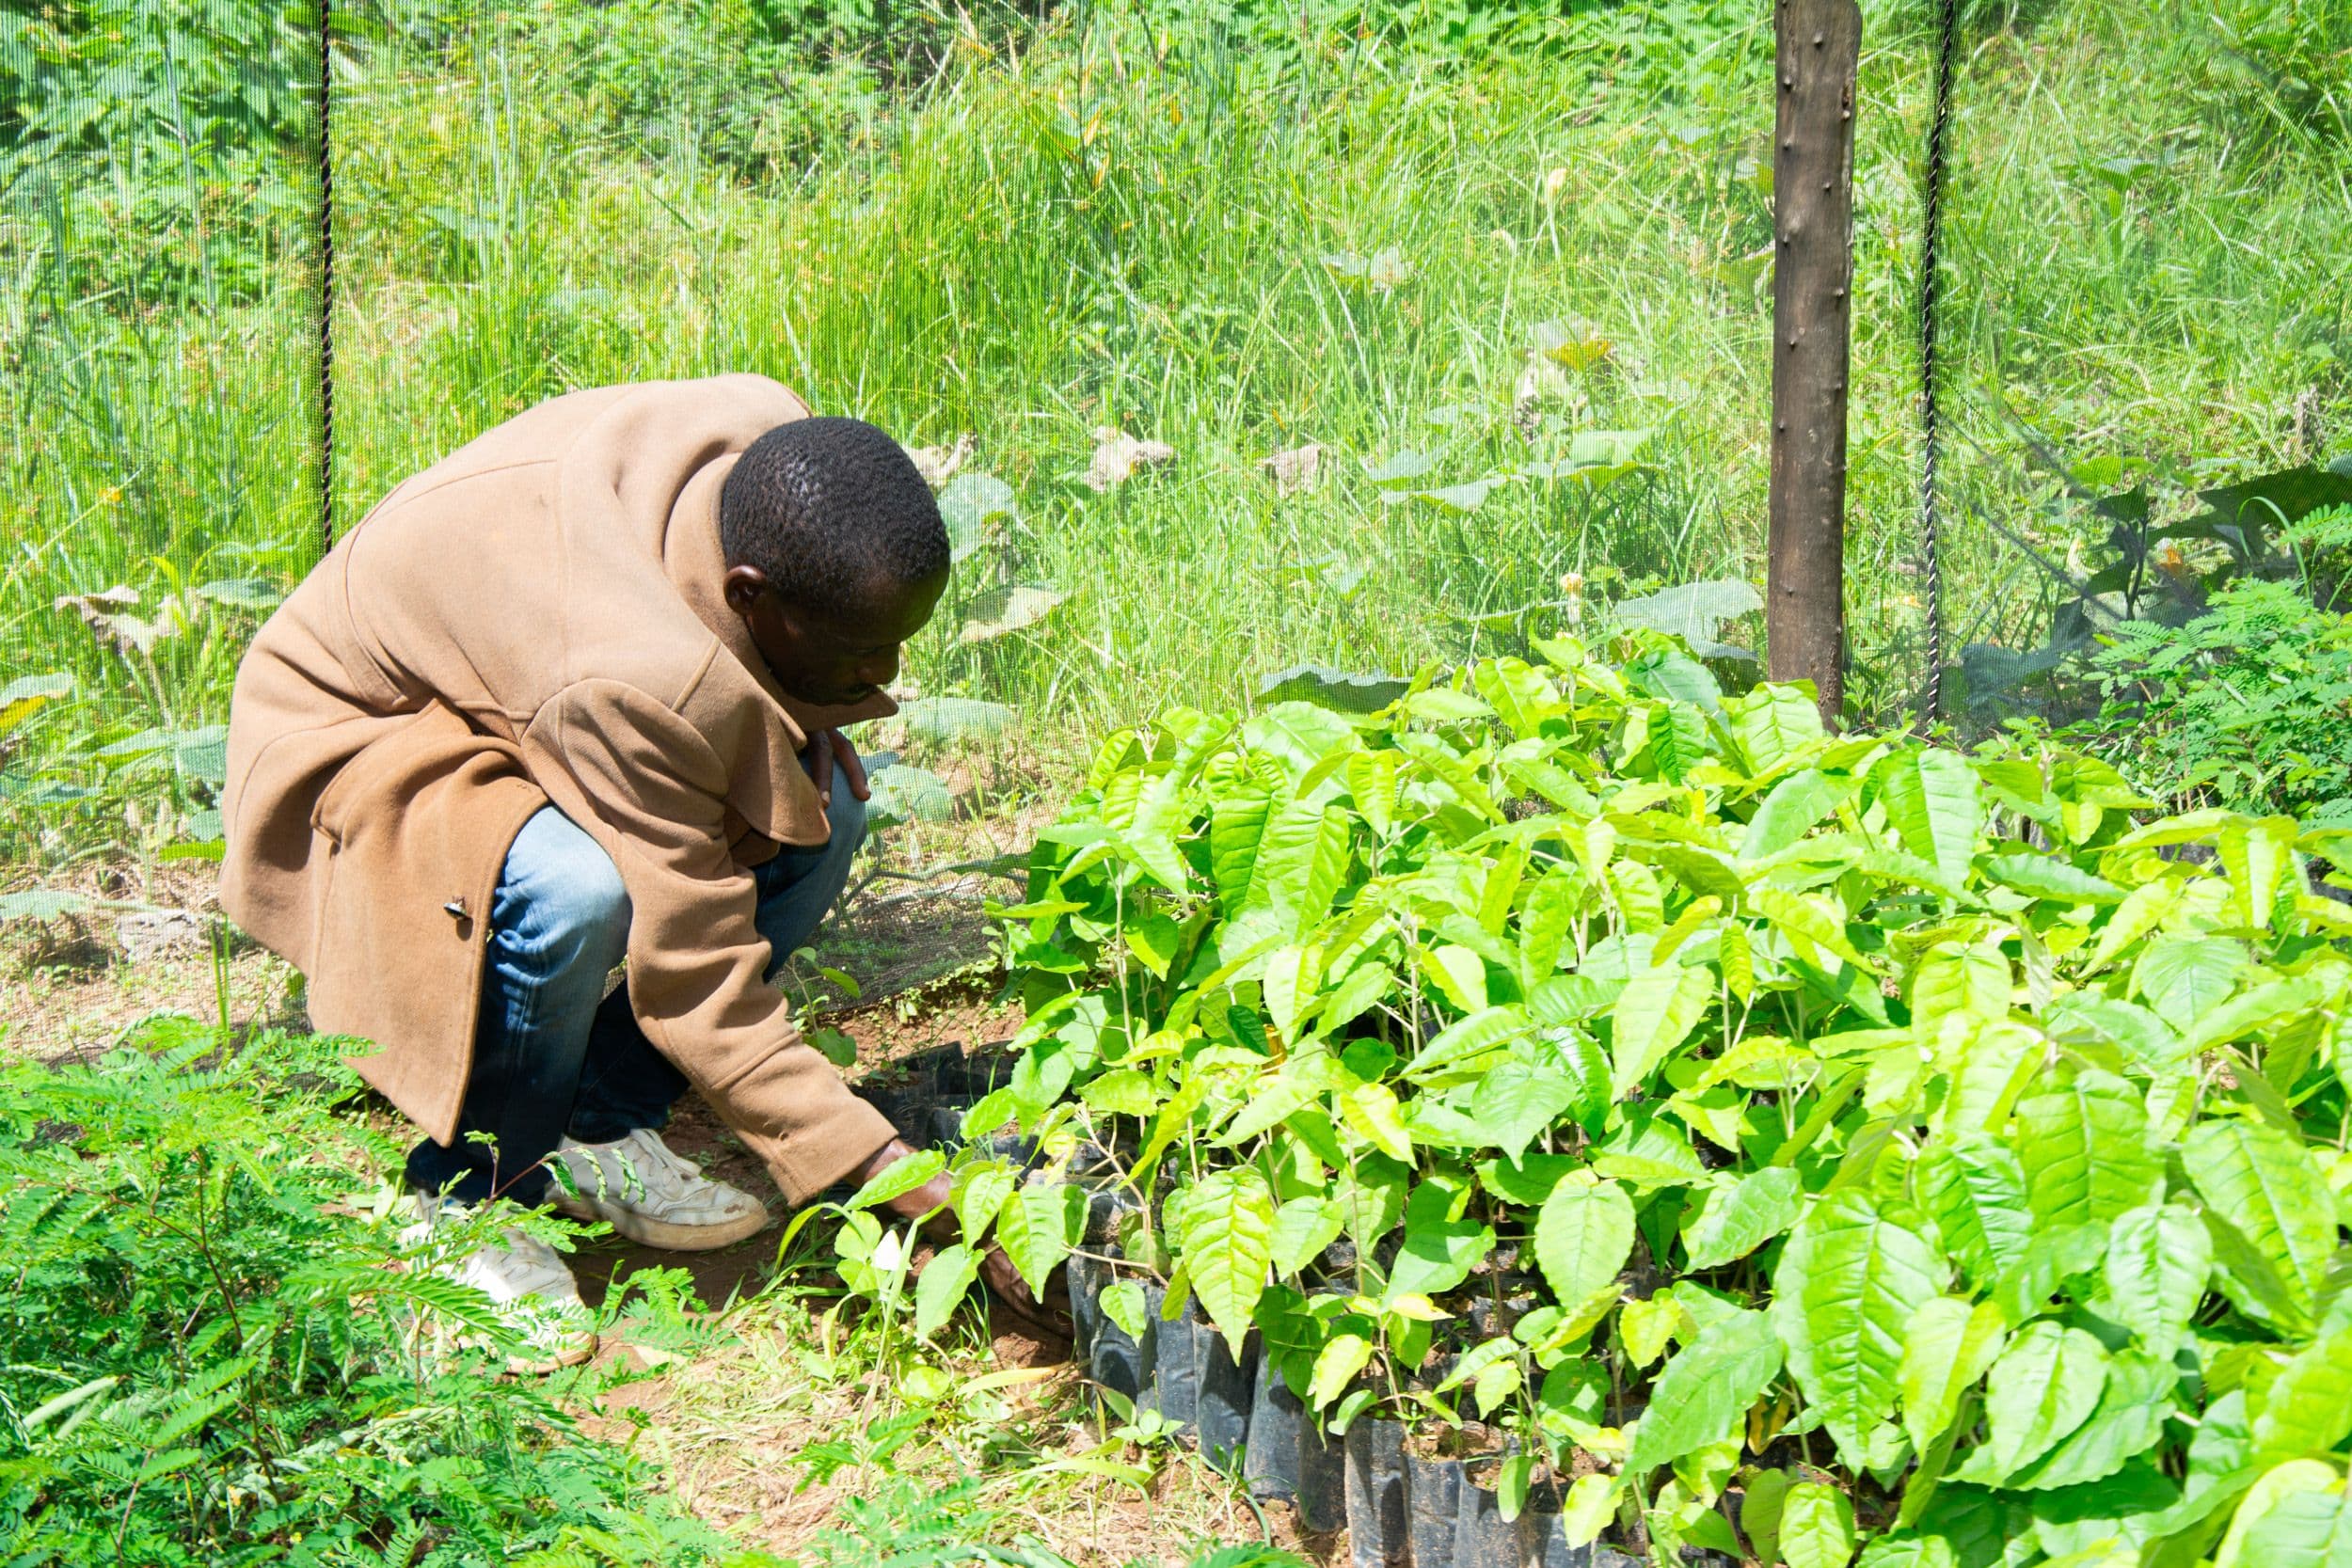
left=498, top=808, right=631, bottom=977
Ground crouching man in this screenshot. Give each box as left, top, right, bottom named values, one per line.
left=222, top=374, right=1042, bottom=1370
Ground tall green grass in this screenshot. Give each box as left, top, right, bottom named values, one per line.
left=6, top=0, right=2349, bottom=865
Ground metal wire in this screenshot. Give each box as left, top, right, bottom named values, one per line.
left=317, top=2, right=336, bottom=553
left=1916, top=0, right=1960, bottom=732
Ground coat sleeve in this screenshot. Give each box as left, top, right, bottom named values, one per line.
left=532, top=678, right=897, bottom=1202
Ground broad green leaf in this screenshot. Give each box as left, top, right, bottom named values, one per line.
left=1627, top=1311, right=1785, bottom=1474
left=1310, top=1333, right=1376, bottom=1411
left=1979, top=1322, right=2111, bottom=1481
left=953, top=1164, right=1017, bottom=1242
left=1535, top=1178, right=1636, bottom=1304
left=2217, top=1462, right=2347, bottom=1568
left=1900, top=1297, right=2008, bottom=1451
left=1100, top=1279, right=1150, bottom=1340
left=1409, top=1004, right=1532, bottom=1077
left=1388, top=1181, right=1493, bottom=1301
left=1610, top=962, right=1714, bottom=1095
left=1620, top=1292, right=1679, bottom=1367
left=914, top=1243, right=985, bottom=1338
left=1770, top=1192, right=1947, bottom=1468
left=1680, top=1166, right=1804, bottom=1270
left=1729, top=684, right=1827, bottom=773
left=1268, top=1196, right=1346, bottom=1275
left=2002, top=1350, right=2173, bottom=1491
left=2250, top=1328, right=2352, bottom=1464
left=2220, top=816, right=2298, bottom=930
left=846, top=1149, right=946, bottom=1211
left=2238, top=1485, right=2352, bottom=1568
left=2027, top=1459, right=2182, bottom=1560
left=2102, top=1204, right=2212, bottom=1357
left=995, top=1183, right=1085, bottom=1299
left=1879, top=749, right=1982, bottom=883
left=2181, top=1119, right=2335, bottom=1323
left=1179, top=1169, right=1277, bottom=1353
left=1783, top=1481, right=1859, bottom=1568
left=2134, top=938, right=2248, bottom=1020
left=1745, top=769, right=1844, bottom=861
left=1337, top=1081, right=1414, bottom=1162
left=1472, top=1061, right=1576, bottom=1160
left=1978, top=846, right=2123, bottom=903
left=1211, top=787, right=1274, bottom=915
left=1855, top=1535, right=1960, bottom=1568
left=1911, top=943, right=2010, bottom=1031
left=2014, top=1077, right=2165, bottom=1229
left=1916, top=1137, right=2034, bottom=1285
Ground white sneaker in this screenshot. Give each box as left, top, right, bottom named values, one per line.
left=396, top=1198, right=599, bottom=1375
left=548, top=1128, right=770, bottom=1251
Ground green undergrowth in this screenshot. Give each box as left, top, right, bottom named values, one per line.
left=0, top=1015, right=1320, bottom=1564
left=880, top=632, right=2352, bottom=1565
left=8, top=0, right=2352, bottom=869
left=0, top=1021, right=772, bottom=1566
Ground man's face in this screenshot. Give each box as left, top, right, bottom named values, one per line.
left=724, top=566, right=947, bottom=708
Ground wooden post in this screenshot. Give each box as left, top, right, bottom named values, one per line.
left=1767, top=0, right=1862, bottom=726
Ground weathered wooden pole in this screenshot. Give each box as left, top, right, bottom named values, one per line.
left=1767, top=0, right=1862, bottom=726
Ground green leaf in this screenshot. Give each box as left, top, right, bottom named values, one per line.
left=1627, top=1311, right=1785, bottom=1473
left=2250, top=1328, right=2352, bottom=1464
left=995, top=1183, right=1085, bottom=1299
left=1879, top=749, right=1982, bottom=883
left=1977, top=845, right=2123, bottom=903
left=845, top=1149, right=946, bottom=1212
left=1388, top=1181, right=1493, bottom=1301
left=1409, top=1004, right=1533, bottom=1077
left=2013, top=1077, right=2165, bottom=1229
left=1269, top=1196, right=1346, bottom=1276
left=2001, top=1349, right=2173, bottom=1491
left=1310, top=1333, right=1376, bottom=1411
left=1609, top=962, right=1714, bottom=1095
left=900, top=696, right=1015, bottom=742
left=2239, top=1487, right=2352, bottom=1568
left=1337, top=1081, right=1414, bottom=1162
left=1978, top=1322, right=2111, bottom=1481
left=2181, top=1119, right=2334, bottom=1325
left=1916, top=1136, right=2034, bottom=1286
left=1782, top=1482, right=1859, bottom=1568
left=1680, top=1166, right=1804, bottom=1270
left=961, top=582, right=1066, bottom=642
left=2134, top=938, right=2248, bottom=1019
left=1770, top=1191, right=1947, bottom=1468
left=1101, top=1279, right=1149, bottom=1340
left=953, top=1164, right=1017, bottom=1243
left=914, top=1243, right=985, bottom=1338
left=1180, top=1168, right=1277, bottom=1353
left=1472, top=1061, right=1576, bottom=1160
left=2102, top=1203, right=2212, bottom=1357
left=1534, top=1179, right=1636, bottom=1304
left=1900, top=1297, right=2007, bottom=1451
left=1746, top=768, right=1845, bottom=861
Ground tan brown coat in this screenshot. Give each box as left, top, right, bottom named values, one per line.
left=221, top=374, right=898, bottom=1201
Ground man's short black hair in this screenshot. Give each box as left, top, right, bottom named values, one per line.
left=719, top=416, right=950, bottom=610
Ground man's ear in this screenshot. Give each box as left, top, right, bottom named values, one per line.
left=722, top=563, right=769, bottom=618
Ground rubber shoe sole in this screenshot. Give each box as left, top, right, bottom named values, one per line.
left=549, top=1191, right=771, bottom=1251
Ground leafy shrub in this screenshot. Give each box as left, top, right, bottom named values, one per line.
left=2086, top=562, right=2352, bottom=825
left=936, top=634, right=2352, bottom=1563
left=0, top=1022, right=761, bottom=1567
left=1, top=0, right=314, bottom=302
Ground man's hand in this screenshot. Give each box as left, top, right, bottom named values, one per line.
left=850, top=1137, right=1068, bottom=1338
left=803, top=728, right=869, bottom=811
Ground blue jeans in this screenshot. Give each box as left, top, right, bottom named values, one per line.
left=405, top=783, right=866, bottom=1206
